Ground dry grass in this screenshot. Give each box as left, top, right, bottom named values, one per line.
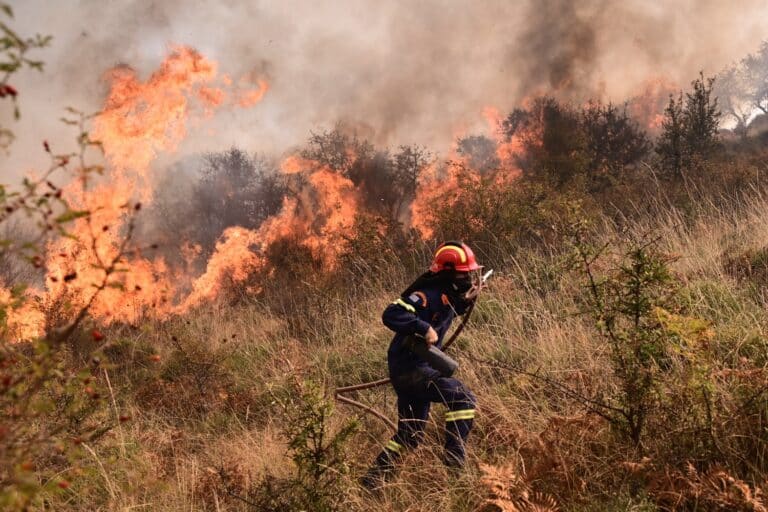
left=25, top=188, right=768, bottom=511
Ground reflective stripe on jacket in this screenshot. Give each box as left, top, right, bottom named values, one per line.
left=383, top=283, right=471, bottom=380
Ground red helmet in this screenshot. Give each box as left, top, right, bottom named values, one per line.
left=429, top=241, right=481, bottom=273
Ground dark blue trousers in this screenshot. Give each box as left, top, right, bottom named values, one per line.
left=372, top=373, right=476, bottom=471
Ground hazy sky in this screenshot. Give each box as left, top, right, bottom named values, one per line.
left=2, top=0, right=766, bottom=179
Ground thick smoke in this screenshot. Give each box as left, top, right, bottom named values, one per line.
left=513, top=0, right=600, bottom=98
left=2, top=0, right=767, bottom=177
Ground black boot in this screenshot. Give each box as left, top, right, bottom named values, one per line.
left=360, top=462, right=395, bottom=490
left=442, top=451, right=465, bottom=469
left=360, top=449, right=400, bottom=490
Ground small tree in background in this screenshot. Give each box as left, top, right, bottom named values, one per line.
left=194, top=148, right=284, bottom=251
left=683, top=73, right=721, bottom=161
left=502, top=97, right=650, bottom=194
left=715, top=63, right=754, bottom=139
left=742, top=40, right=768, bottom=115
left=301, top=126, right=373, bottom=177
left=656, top=93, right=686, bottom=179
left=656, top=73, right=721, bottom=180
left=503, top=97, right=586, bottom=189
left=580, top=102, right=651, bottom=193
left=390, top=144, right=430, bottom=223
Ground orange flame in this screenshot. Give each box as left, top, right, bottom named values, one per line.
left=175, top=157, right=359, bottom=312
left=6, top=45, right=273, bottom=336
left=410, top=161, right=463, bottom=239
left=482, top=106, right=525, bottom=168
left=238, top=79, right=270, bottom=108
left=177, top=227, right=263, bottom=311
left=261, top=158, right=359, bottom=266
left=627, top=77, right=678, bottom=134
left=93, top=46, right=220, bottom=176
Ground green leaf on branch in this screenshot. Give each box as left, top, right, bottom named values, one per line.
left=55, top=209, right=89, bottom=223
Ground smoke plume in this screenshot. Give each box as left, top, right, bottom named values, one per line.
left=2, top=0, right=766, bottom=178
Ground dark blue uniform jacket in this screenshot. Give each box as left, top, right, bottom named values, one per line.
left=383, top=283, right=471, bottom=382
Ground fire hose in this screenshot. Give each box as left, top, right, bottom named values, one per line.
left=334, top=269, right=493, bottom=431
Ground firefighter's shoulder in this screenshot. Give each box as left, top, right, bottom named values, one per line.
left=405, top=290, right=429, bottom=309
left=391, top=289, right=431, bottom=313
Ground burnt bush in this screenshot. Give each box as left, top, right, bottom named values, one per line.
left=302, top=128, right=430, bottom=227
left=148, top=148, right=286, bottom=267
left=502, top=97, right=651, bottom=195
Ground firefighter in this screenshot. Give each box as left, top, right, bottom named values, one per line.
left=361, top=241, right=482, bottom=489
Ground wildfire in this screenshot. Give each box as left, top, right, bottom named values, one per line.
left=627, top=77, right=678, bottom=134
left=176, top=156, right=359, bottom=312
left=263, top=158, right=359, bottom=266
left=482, top=106, right=525, bottom=170
left=94, top=46, right=221, bottom=177
left=4, top=44, right=540, bottom=342
left=410, top=161, right=452, bottom=239
left=37, top=41, right=360, bottom=325
left=0, top=45, right=274, bottom=340
left=177, top=227, right=263, bottom=311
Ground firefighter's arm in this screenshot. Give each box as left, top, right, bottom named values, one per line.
left=382, top=292, right=436, bottom=342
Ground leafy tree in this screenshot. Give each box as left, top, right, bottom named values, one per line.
left=743, top=40, right=768, bottom=116
left=347, top=144, right=430, bottom=228
left=683, top=73, right=721, bottom=159
left=569, top=220, right=678, bottom=448
left=656, top=73, right=721, bottom=179
left=301, top=128, right=428, bottom=226
left=348, top=149, right=398, bottom=219
left=581, top=101, right=651, bottom=192
left=239, top=381, right=357, bottom=512
left=503, top=97, right=586, bottom=188
left=148, top=148, right=285, bottom=263
left=193, top=148, right=284, bottom=249
left=390, top=144, right=430, bottom=221
left=502, top=97, right=649, bottom=193
left=715, top=63, right=753, bottom=138
left=713, top=40, right=767, bottom=137
left=656, top=93, right=686, bottom=178
left=301, top=126, right=373, bottom=176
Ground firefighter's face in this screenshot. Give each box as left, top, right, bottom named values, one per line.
left=451, top=271, right=473, bottom=294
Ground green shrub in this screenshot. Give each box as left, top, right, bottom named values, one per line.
left=239, top=380, right=358, bottom=511
left=569, top=220, right=678, bottom=447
